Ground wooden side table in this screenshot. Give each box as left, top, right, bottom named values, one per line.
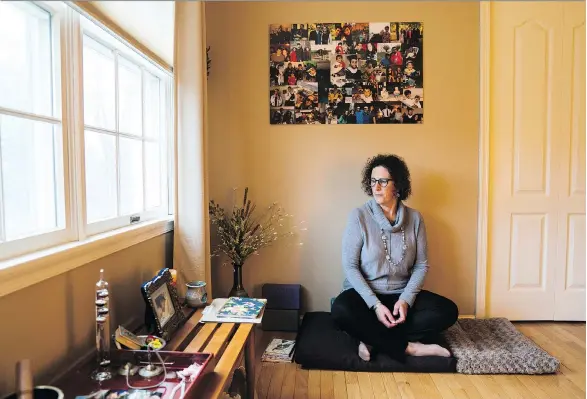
left=182, top=310, right=256, bottom=399
left=54, top=307, right=256, bottom=399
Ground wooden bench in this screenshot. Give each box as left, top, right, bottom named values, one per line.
left=55, top=306, right=256, bottom=399
left=179, top=308, right=256, bottom=399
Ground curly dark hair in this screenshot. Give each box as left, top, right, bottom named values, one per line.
left=361, top=154, right=412, bottom=200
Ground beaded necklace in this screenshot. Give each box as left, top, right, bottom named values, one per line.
left=381, top=224, right=406, bottom=271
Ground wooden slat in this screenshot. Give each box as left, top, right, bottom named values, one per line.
left=204, top=323, right=237, bottom=357
left=293, top=364, right=309, bottom=399
left=392, top=373, right=417, bottom=399
left=453, top=374, right=483, bottom=399
left=308, top=370, right=321, bottom=399
left=256, top=362, right=274, bottom=399
left=492, top=375, right=534, bottom=399
left=345, top=371, right=362, bottom=399
left=198, top=323, right=254, bottom=399
left=357, top=372, right=374, bottom=399
left=417, top=374, right=443, bottom=399
left=332, top=371, right=348, bottom=399
left=466, top=374, right=512, bottom=399
left=431, top=374, right=467, bottom=399
left=280, top=362, right=297, bottom=399
left=320, top=370, right=335, bottom=399
left=381, top=373, right=402, bottom=399
left=368, top=372, right=387, bottom=399
left=268, top=363, right=286, bottom=399
left=184, top=322, right=217, bottom=352
left=164, top=307, right=201, bottom=350
left=514, top=375, right=551, bottom=399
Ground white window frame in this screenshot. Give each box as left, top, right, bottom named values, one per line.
left=78, top=16, right=172, bottom=237
left=0, top=1, right=75, bottom=260
left=0, top=1, right=174, bottom=297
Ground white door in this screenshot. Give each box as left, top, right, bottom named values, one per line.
left=553, top=2, right=586, bottom=321
left=487, top=2, right=585, bottom=321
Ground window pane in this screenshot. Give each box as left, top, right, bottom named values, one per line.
left=145, top=142, right=161, bottom=209
left=119, top=137, right=143, bottom=215
left=85, top=131, right=117, bottom=223
left=83, top=37, right=115, bottom=130
left=0, top=115, right=64, bottom=240
left=144, top=72, right=160, bottom=139
left=0, top=2, right=52, bottom=117
left=118, top=58, right=142, bottom=136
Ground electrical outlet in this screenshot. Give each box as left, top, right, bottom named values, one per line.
left=130, top=215, right=140, bottom=223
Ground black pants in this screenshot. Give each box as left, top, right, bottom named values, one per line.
left=331, top=289, right=459, bottom=361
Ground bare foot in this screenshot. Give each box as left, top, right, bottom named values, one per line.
left=405, top=342, right=451, bottom=357
left=358, top=341, right=372, bottom=361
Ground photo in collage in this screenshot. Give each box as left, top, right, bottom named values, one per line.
left=269, top=22, right=423, bottom=124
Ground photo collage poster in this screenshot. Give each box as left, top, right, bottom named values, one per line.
left=269, top=22, right=423, bottom=125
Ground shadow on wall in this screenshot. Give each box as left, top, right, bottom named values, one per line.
left=298, top=157, right=366, bottom=312
left=412, top=172, right=464, bottom=304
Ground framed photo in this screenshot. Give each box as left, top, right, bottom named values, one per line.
left=269, top=21, right=423, bottom=125
left=141, top=268, right=186, bottom=341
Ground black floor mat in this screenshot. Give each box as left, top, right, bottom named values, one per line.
left=294, top=312, right=457, bottom=372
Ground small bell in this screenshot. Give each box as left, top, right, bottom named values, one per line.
left=386, top=255, right=390, bottom=260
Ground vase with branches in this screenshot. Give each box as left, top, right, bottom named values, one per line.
left=209, top=187, right=303, bottom=297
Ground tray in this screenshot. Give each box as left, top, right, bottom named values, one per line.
left=60, top=350, right=213, bottom=399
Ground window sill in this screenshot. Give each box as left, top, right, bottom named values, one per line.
left=0, top=217, right=174, bottom=298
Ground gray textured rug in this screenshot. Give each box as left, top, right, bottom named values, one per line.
left=443, top=318, right=560, bottom=374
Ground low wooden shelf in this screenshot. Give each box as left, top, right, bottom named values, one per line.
left=54, top=306, right=256, bottom=399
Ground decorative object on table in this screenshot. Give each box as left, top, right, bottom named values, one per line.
left=141, top=268, right=186, bottom=341
left=200, top=298, right=265, bottom=324
left=216, top=297, right=267, bottom=319
left=269, top=22, right=423, bottom=125
left=67, top=351, right=213, bottom=399
left=209, top=187, right=304, bottom=297
left=261, top=338, right=296, bottom=363
left=261, top=283, right=301, bottom=332
left=92, top=269, right=112, bottom=381
left=114, top=325, right=143, bottom=350
left=185, top=281, right=208, bottom=308
left=169, top=269, right=178, bottom=287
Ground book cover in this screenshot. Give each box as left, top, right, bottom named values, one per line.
left=115, top=326, right=142, bottom=350
left=264, top=338, right=296, bottom=356
left=216, top=297, right=267, bottom=319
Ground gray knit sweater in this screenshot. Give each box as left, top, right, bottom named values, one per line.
left=341, top=199, right=429, bottom=308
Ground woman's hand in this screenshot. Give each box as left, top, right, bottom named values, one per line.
left=393, top=300, right=409, bottom=324
left=374, top=303, right=397, bottom=328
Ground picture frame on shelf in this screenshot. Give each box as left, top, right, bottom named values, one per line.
left=141, top=268, right=185, bottom=341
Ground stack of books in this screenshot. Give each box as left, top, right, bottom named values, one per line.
left=261, top=338, right=296, bottom=363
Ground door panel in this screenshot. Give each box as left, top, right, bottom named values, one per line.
left=488, top=2, right=563, bottom=320
left=554, top=2, right=586, bottom=321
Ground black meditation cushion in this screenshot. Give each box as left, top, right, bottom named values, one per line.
left=294, top=312, right=457, bottom=373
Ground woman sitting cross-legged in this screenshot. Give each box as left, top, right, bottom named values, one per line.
left=331, top=154, right=459, bottom=362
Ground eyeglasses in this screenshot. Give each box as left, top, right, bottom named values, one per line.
left=370, top=178, right=393, bottom=187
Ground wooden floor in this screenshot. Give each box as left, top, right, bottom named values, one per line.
left=253, top=322, right=586, bottom=399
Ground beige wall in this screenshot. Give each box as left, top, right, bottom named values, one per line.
left=0, top=233, right=172, bottom=394
left=206, top=2, right=480, bottom=314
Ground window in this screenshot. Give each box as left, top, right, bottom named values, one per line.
left=0, top=2, right=70, bottom=259
left=0, top=2, right=173, bottom=261
left=81, top=17, right=170, bottom=236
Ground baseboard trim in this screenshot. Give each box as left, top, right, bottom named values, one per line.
left=458, top=315, right=476, bottom=319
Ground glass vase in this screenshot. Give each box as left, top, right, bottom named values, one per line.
left=228, top=263, right=248, bottom=298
